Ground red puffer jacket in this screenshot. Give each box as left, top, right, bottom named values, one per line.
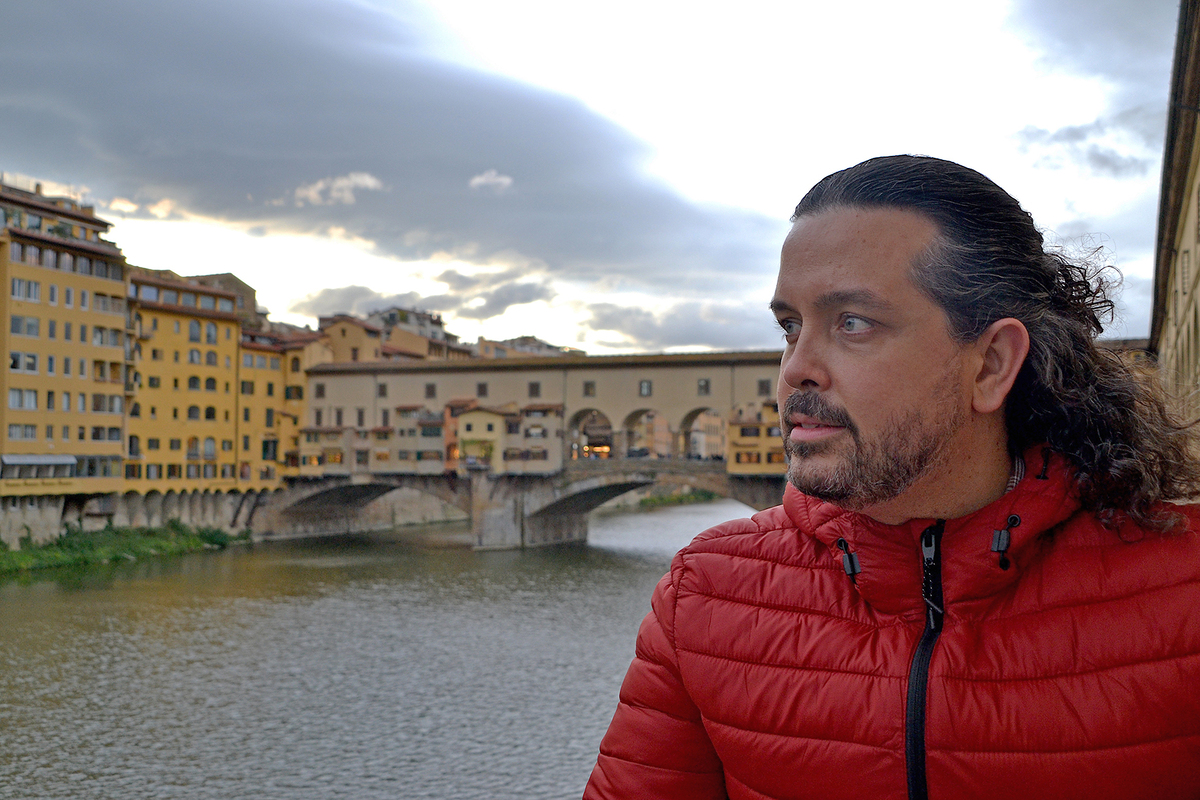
left=584, top=449, right=1200, bottom=799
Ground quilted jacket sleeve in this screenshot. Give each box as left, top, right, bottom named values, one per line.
left=582, top=562, right=727, bottom=799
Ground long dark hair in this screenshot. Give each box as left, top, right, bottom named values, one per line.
left=792, top=154, right=1200, bottom=529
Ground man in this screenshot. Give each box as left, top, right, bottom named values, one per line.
left=583, top=156, right=1200, bottom=800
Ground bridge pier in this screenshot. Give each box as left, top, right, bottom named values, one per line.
left=469, top=471, right=590, bottom=549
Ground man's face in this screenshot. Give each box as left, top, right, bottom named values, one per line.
left=772, top=206, right=976, bottom=521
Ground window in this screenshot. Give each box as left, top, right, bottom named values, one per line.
left=242, top=435, right=250, bottom=451
left=314, top=410, right=323, bottom=426
left=47, top=319, right=56, bottom=339
left=351, top=347, right=359, bottom=361
left=64, top=287, right=73, bottom=307
left=11, top=278, right=40, bottom=301
left=205, top=322, right=217, bottom=343
left=188, top=349, right=201, bottom=364
left=291, top=357, right=300, bottom=372
left=757, top=379, right=772, bottom=397
left=169, top=439, right=181, bottom=451
left=335, top=408, right=344, bottom=427
left=199, top=295, right=215, bottom=311
left=10, top=315, right=38, bottom=336
left=204, top=437, right=216, bottom=459
left=188, top=376, right=201, bottom=390
left=376, top=383, right=386, bottom=398
left=181, top=292, right=195, bottom=307
left=476, top=382, right=488, bottom=398
left=381, top=409, right=389, bottom=427
left=240, top=381, right=254, bottom=395
left=256, top=355, right=266, bottom=369
left=219, top=298, right=233, bottom=312
left=187, top=405, right=200, bottom=420
left=49, top=285, right=57, bottom=305
left=285, top=385, right=303, bottom=400
left=314, top=383, right=325, bottom=399
left=204, top=406, right=216, bottom=420
left=740, top=426, right=761, bottom=437
left=266, top=382, right=274, bottom=397
left=47, top=355, right=55, bottom=374
left=736, top=451, right=763, bottom=464
left=243, top=407, right=250, bottom=422
left=64, top=357, right=71, bottom=376
left=151, top=348, right=162, bottom=361
left=148, top=438, right=160, bottom=450
left=8, top=388, right=37, bottom=409
left=638, top=380, right=653, bottom=397
left=148, top=376, right=161, bottom=388
left=356, top=408, right=365, bottom=427
left=206, top=351, right=217, bottom=366
left=425, top=383, right=436, bottom=399
left=64, top=322, right=72, bottom=341
left=188, top=320, right=201, bottom=342
left=80, top=290, right=88, bottom=309
left=528, top=381, right=541, bottom=398
left=266, top=409, right=275, bottom=427
left=47, top=390, right=55, bottom=410
left=263, top=439, right=279, bottom=461
left=697, top=378, right=711, bottom=396
left=582, top=380, right=596, bottom=397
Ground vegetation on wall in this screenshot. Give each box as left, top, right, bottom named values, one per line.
left=0, top=519, right=248, bottom=575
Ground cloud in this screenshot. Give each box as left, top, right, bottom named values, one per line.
left=455, top=281, right=553, bottom=319
left=0, top=0, right=781, bottom=334
left=289, top=285, right=457, bottom=318
left=293, top=172, right=384, bottom=206
left=468, top=169, right=513, bottom=193
left=587, top=300, right=782, bottom=352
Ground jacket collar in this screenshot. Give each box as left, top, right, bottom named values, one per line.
left=782, top=446, right=1081, bottom=620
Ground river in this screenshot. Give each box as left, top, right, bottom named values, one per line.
left=0, top=498, right=757, bottom=800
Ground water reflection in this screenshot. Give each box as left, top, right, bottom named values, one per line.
left=0, top=499, right=755, bottom=800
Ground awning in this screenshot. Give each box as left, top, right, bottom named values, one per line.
left=1, top=454, right=78, bottom=466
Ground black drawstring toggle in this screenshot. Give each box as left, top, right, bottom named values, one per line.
left=835, top=537, right=861, bottom=582
left=991, top=514, right=1020, bottom=570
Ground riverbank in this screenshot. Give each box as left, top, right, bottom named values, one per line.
left=0, top=520, right=248, bottom=575
left=637, top=489, right=720, bottom=510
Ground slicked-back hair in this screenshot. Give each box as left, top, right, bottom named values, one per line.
left=792, top=154, right=1200, bottom=529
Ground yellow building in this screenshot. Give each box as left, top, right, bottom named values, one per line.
left=1152, top=0, right=1200, bottom=417
left=126, top=268, right=242, bottom=491
left=726, top=401, right=786, bottom=474
left=1, top=177, right=129, bottom=541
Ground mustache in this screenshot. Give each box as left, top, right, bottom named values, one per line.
left=782, top=391, right=855, bottom=431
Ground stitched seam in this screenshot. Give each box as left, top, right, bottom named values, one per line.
left=683, top=587, right=912, bottom=628
left=677, top=646, right=909, bottom=679
left=596, top=753, right=724, bottom=776
left=958, top=573, right=1200, bottom=624
left=929, top=730, right=1200, bottom=755
left=937, top=647, right=1200, bottom=683
left=704, top=716, right=896, bottom=752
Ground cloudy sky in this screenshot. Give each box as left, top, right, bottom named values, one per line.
left=0, top=0, right=1180, bottom=352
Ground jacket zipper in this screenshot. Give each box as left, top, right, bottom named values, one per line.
left=905, top=520, right=945, bottom=800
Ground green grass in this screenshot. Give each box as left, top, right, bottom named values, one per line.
left=638, top=489, right=720, bottom=510
left=0, top=520, right=248, bottom=575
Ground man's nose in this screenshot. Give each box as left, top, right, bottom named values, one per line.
left=780, top=336, right=830, bottom=392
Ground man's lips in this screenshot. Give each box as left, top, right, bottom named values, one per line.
left=787, top=416, right=846, bottom=442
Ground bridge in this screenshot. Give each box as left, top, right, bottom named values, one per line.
left=254, top=459, right=786, bottom=548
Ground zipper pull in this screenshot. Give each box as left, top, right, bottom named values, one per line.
left=990, top=514, right=1020, bottom=571
left=835, top=537, right=861, bottom=582
left=920, top=521, right=945, bottom=628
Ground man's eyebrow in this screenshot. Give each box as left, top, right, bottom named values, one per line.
left=770, top=290, right=896, bottom=315
left=813, top=289, right=895, bottom=313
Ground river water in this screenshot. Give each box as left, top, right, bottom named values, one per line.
left=0, top=498, right=757, bottom=800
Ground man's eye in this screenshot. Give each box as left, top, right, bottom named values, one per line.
left=779, top=320, right=800, bottom=337
left=841, top=315, right=872, bottom=333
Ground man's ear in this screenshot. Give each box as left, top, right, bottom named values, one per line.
left=971, top=318, right=1029, bottom=414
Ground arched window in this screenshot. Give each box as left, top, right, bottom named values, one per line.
left=203, top=437, right=216, bottom=459
left=205, top=350, right=217, bottom=366
left=205, top=377, right=217, bottom=391
left=188, top=320, right=201, bottom=342
left=187, top=437, right=199, bottom=458
left=291, top=357, right=300, bottom=372
left=204, top=406, right=216, bottom=420
left=130, top=402, right=141, bottom=418
left=187, top=405, right=200, bottom=420
left=187, top=376, right=200, bottom=390
left=205, top=322, right=217, bottom=344
left=128, top=435, right=140, bottom=457
left=188, top=349, right=201, bottom=364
